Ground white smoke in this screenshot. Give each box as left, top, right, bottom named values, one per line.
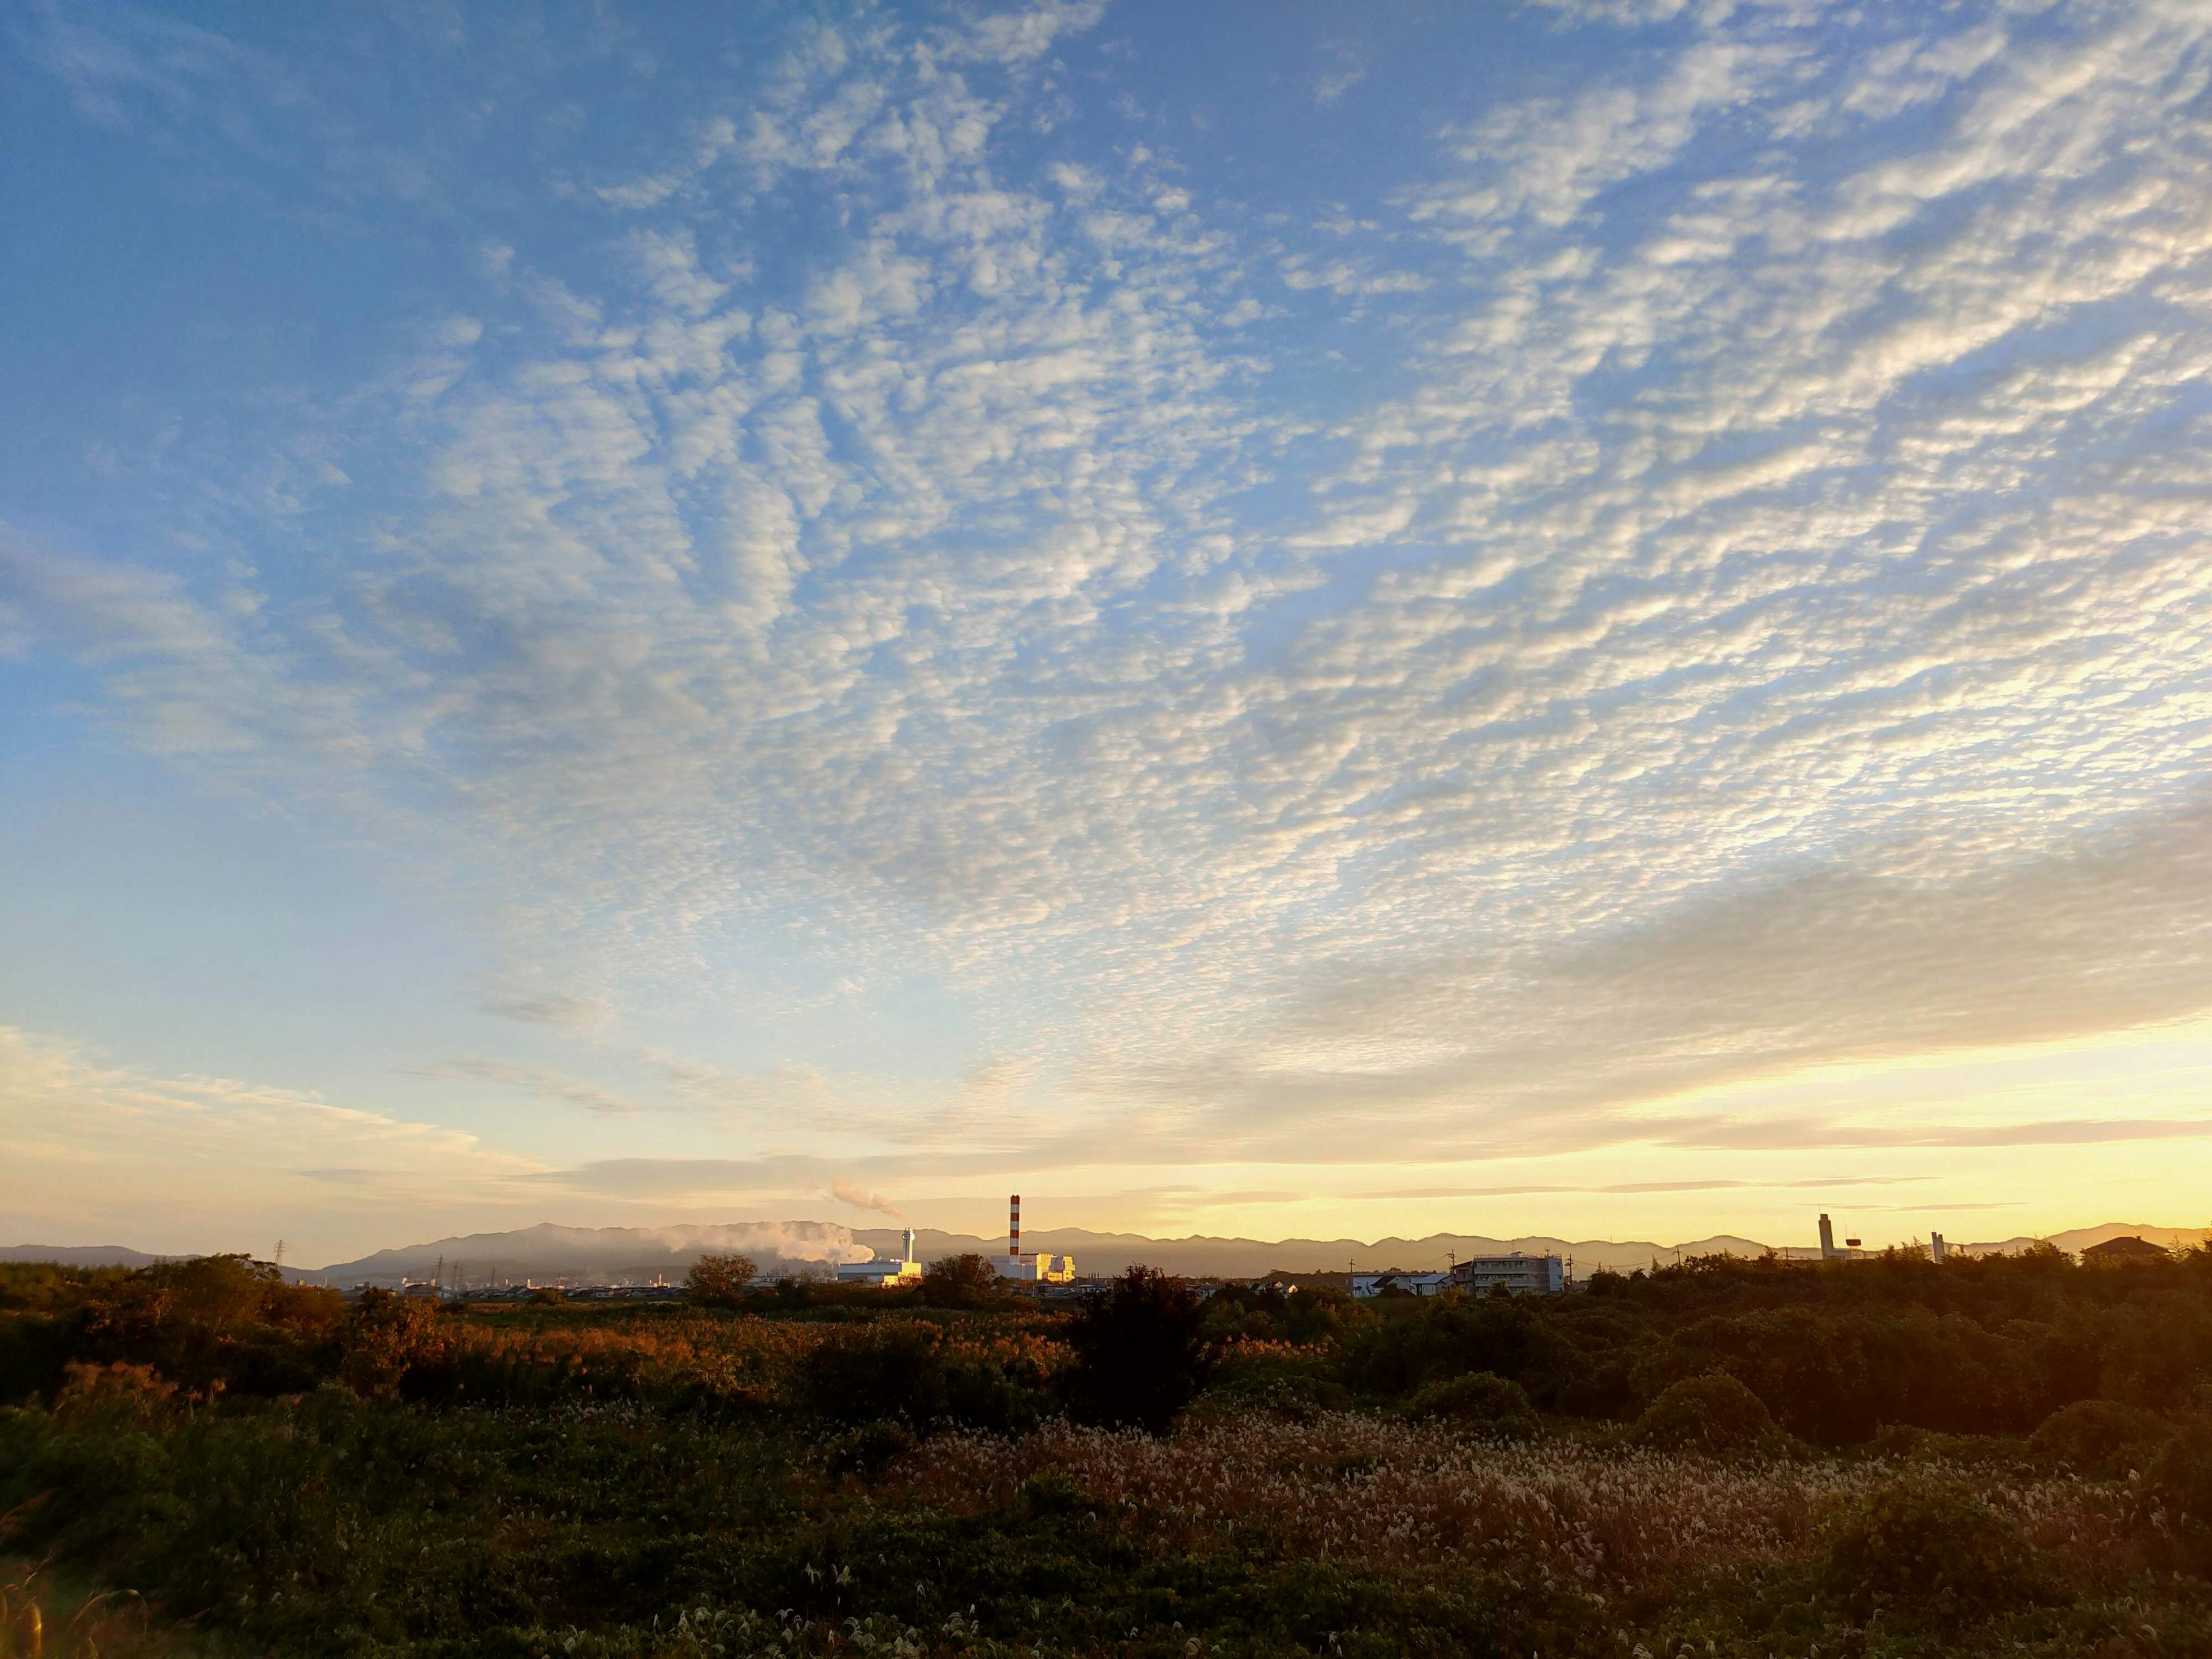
left=641, top=1221, right=874, bottom=1265
left=830, top=1177, right=903, bottom=1221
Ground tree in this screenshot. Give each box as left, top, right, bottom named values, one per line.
left=685, top=1253, right=757, bottom=1308
left=1064, top=1266, right=1207, bottom=1434
left=921, top=1252, right=1001, bottom=1309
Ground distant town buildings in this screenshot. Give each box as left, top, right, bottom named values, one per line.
left=1350, top=1270, right=1453, bottom=1298
left=1349, top=1255, right=1566, bottom=1298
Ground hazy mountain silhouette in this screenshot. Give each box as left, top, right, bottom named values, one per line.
left=8, top=1220, right=2203, bottom=1284
left=0, top=1244, right=177, bottom=1268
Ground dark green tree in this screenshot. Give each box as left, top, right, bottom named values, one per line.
left=1063, top=1266, right=1207, bottom=1433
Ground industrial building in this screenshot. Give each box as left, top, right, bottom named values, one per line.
left=1818, top=1214, right=1866, bottom=1260
left=993, top=1194, right=1077, bottom=1283
left=835, top=1227, right=926, bottom=1286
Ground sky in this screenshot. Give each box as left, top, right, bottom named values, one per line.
left=5, top=0, right=2212, bottom=1268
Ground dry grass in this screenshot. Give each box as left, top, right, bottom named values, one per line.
left=339, top=1306, right=1072, bottom=1407
left=0, top=1562, right=177, bottom=1659
left=886, top=1414, right=2145, bottom=1595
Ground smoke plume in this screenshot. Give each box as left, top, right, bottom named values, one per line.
left=831, top=1177, right=903, bottom=1219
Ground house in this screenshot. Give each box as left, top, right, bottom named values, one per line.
left=2082, top=1235, right=2170, bottom=1264
left=1350, top=1271, right=1452, bottom=1298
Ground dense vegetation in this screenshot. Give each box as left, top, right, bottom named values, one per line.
left=3, top=1247, right=2211, bottom=1657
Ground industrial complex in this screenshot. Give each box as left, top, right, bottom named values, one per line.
left=353, top=1208, right=1980, bottom=1300
left=834, top=1227, right=926, bottom=1287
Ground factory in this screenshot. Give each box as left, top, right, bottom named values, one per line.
left=994, top=1194, right=1077, bottom=1283
left=835, top=1228, right=926, bottom=1286
left=1818, top=1214, right=1870, bottom=1260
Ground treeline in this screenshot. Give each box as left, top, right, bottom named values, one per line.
left=1216, top=1246, right=2212, bottom=1444
left=6, top=1248, right=2212, bottom=1656
left=5, top=1245, right=2211, bottom=1449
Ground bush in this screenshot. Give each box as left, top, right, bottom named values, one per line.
left=2149, top=1415, right=2212, bottom=1571
left=1631, top=1373, right=1779, bottom=1455
left=796, top=1321, right=1047, bottom=1434
left=798, top=1323, right=948, bottom=1427
left=1822, top=1483, right=2043, bottom=1627
left=685, top=1254, right=757, bottom=1308
left=52, top=1360, right=177, bottom=1418
left=2028, top=1399, right=2171, bottom=1478
left=1019, top=1465, right=1086, bottom=1519
left=1192, top=1357, right=1352, bottom=1422
left=1405, top=1370, right=1538, bottom=1437
left=823, top=1419, right=916, bottom=1478
left=1064, top=1267, right=1208, bottom=1434
left=920, top=1253, right=1001, bottom=1309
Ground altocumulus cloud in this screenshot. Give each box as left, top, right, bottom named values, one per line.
left=7, top=0, right=2212, bottom=1192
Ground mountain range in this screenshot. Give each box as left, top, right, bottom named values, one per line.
left=9, top=1220, right=2207, bottom=1285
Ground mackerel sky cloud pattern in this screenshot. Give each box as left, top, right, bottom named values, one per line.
left=4, top=0, right=2212, bottom=1256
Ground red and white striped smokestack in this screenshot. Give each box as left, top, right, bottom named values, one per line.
left=1009, top=1194, right=1021, bottom=1260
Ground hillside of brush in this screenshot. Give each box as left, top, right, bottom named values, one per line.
left=3, top=1247, right=2211, bottom=1657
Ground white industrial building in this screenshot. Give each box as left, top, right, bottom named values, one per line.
left=992, top=1194, right=1078, bottom=1283
left=1449, top=1253, right=1565, bottom=1296
left=835, top=1228, right=926, bottom=1286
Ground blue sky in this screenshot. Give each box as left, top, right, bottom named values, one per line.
left=5, top=0, right=2212, bottom=1266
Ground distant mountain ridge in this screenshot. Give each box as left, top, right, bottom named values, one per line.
left=0, top=1244, right=179, bottom=1268
left=9, top=1219, right=2203, bottom=1285
left=305, top=1221, right=871, bottom=1286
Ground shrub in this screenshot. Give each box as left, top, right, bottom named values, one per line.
left=1405, top=1370, right=1538, bottom=1437
left=52, top=1360, right=177, bottom=1417
left=1019, top=1465, right=1085, bottom=1519
left=1821, top=1483, right=2042, bottom=1627
left=75, top=1256, right=343, bottom=1399
left=1192, top=1355, right=1351, bottom=1422
left=2028, top=1399, right=2171, bottom=1478
left=1064, top=1267, right=1208, bottom=1434
left=920, top=1253, right=1001, bottom=1309
left=823, top=1419, right=917, bottom=1478
left=1631, top=1373, right=1779, bottom=1455
left=798, top=1322, right=948, bottom=1427
left=796, top=1321, right=1047, bottom=1434
left=2149, top=1415, right=2212, bottom=1571
left=685, top=1253, right=757, bottom=1309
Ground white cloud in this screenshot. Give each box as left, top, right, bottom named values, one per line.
left=0, top=1027, right=550, bottom=1253
left=14, top=0, right=2212, bottom=1199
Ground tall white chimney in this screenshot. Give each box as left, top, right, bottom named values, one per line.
left=902, top=1226, right=916, bottom=1266
left=1819, top=1214, right=1836, bottom=1257
left=1009, top=1194, right=1021, bottom=1261
left=1930, top=1232, right=1946, bottom=1263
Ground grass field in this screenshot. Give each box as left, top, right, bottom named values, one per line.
left=3, top=1249, right=2210, bottom=1657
